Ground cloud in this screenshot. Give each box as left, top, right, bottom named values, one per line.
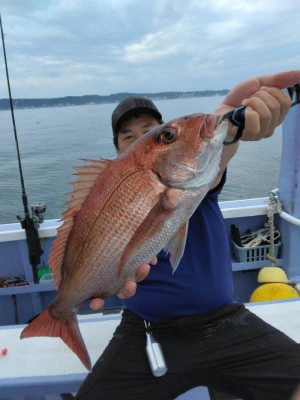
left=0, top=0, right=299, bottom=97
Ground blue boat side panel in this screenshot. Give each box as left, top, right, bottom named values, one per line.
left=0, top=374, right=86, bottom=396
left=0, top=205, right=282, bottom=325
left=233, top=270, right=260, bottom=303
left=0, top=239, right=27, bottom=276
left=280, top=105, right=300, bottom=216
left=279, top=104, right=300, bottom=277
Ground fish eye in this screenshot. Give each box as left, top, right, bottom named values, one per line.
left=156, top=128, right=177, bottom=144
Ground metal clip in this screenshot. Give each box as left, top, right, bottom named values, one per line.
left=144, top=321, right=167, bottom=377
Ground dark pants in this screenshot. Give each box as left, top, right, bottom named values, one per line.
left=75, top=303, right=300, bottom=400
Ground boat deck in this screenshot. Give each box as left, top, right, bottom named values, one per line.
left=0, top=299, right=300, bottom=400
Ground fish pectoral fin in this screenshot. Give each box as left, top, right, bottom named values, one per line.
left=20, top=305, right=92, bottom=371
left=118, top=201, right=172, bottom=276
left=164, top=221, right=189, bottom=273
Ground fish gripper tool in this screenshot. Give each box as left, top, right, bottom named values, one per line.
left=222, top=106, right=246, bottom=146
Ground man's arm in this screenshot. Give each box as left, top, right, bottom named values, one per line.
left=211, top=70, right=300, bottom=188
left=91, top=70, right=300, bottom=310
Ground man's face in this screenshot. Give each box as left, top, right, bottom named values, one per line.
left=116, top=113, right=160, bottom=155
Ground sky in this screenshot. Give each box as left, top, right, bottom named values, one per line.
left=0, top=0, right=299, bottom=99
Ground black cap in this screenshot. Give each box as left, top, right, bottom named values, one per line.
left=111, top=96, right=162, bottom=136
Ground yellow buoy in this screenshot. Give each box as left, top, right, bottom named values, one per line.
left=250, top=283, right=300, bottom=302
left=257, top=266, right=289, bottom=283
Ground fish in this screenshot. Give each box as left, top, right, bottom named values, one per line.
left=20, top=112, right=229, bottom=370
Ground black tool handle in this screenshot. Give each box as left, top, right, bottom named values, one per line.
left=223, top=107, right=246, bottom=146
left=287, top=83, right=300, bottom=107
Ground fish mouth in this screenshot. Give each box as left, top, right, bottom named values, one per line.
left=208, top=119, right=229, bottom=147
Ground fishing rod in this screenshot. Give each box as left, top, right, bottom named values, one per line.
left=0, top=13, right=44, bottom=283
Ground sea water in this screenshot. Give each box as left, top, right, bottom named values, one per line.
left=0, top=96, right=282, bottom=224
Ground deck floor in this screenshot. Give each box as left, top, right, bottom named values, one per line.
left=1, top=299, right=300, bottom=400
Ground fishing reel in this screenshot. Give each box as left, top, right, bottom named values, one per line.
left=31, top=202, right=47, bottom=224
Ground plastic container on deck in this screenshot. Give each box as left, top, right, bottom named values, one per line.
left=232, top=241, right=281, bottom=263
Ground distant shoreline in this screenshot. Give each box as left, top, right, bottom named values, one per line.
left=0, top=90, right=229, bottom=111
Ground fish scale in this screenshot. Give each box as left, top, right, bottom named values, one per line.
left=71, top=171, right=163, bottom=289
left=20, top=112, right=229, bottom=370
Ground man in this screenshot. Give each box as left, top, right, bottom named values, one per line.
left=76, top=70, right=300, bottom=400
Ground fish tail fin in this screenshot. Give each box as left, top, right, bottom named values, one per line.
left=20, top=305, right=91, bottom=370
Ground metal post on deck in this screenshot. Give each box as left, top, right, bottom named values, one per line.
left=278, top=85, right=300, bottom=278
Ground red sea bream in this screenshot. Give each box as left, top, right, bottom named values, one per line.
left=20, top=113, right=229, bottom=370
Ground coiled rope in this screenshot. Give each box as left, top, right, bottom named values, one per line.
left=267, top=194, right=278, bottom=266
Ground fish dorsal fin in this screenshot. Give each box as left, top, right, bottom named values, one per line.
left=49, top=158, right=112, bottom=288
left=164, top=221, right=188, bottom=273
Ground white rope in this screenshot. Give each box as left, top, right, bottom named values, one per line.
left=267, top=195, right=277, bottom=266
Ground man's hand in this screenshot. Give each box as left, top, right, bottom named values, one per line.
left=217, top=70, right=300, bottom=141
left=89, top=258, right=157, bottom=311
left=212, top=70, right=300, bottom=189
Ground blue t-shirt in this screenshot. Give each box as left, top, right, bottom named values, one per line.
left=124, top=173, right=234, bottom=322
